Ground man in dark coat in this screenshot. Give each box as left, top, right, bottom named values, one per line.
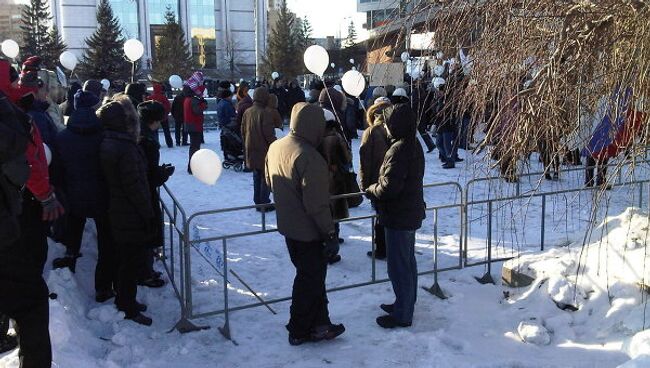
left=171, top=85, right=191, bottom=146
left=98, top=95, right=155, bottom=326
left=0, top=58, right=56, bottom=367
left=366, top=104, right=425, bottom=329
left=265, top=103, right=345, bottom=346
left=50, top=89, right=117, bottom=302
left=137, top=100, right=174, bottom=288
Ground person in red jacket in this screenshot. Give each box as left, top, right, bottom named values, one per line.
left=147, top=82, right=173, bottom=148
left=183, top=72, right=208, bottom=174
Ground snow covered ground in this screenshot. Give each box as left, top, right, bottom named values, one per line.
left=2, top=130, right=649, bottom=368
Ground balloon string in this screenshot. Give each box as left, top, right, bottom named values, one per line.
left=322, top=81, right=351, bottom=150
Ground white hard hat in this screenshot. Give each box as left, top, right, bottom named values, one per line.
left=393, top=87, right=408, bottom=98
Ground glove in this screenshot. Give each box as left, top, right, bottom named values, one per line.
left=162, top=164, right=175, bottom=178
left=40, top=193, right=65, bottom=221
left=323, top=232, right=339, bottom=259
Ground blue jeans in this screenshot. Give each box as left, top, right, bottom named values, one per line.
left=438, top=131, right=457, bottom=166
left=385, top=228, right=417, bottom=324
left=253, top=169, right=270, bottom=205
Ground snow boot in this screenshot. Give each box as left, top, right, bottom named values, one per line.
left=138, top=275, right=165, bottom=288
left=310, top=323, right=345, bottom=342
left=376, top=315, right=411, bottom=329
left=125, top=312, right=152, bottom=326
left=327, top=254, right=341, bottom=265
left=380, top=303, right=394, bottom=314
left=0, top=335, right=17, bottom=354
left=52, top=253, right=81, bottom=273
left=366, top=251, right=386, bottom=260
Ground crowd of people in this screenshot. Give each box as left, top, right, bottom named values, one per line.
left=1, top=47, right=645, bottom=366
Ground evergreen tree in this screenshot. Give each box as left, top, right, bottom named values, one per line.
left=344, top=20, right=357, bottom=49
left=78, top=0, right=130, bottom=81
left=152, top=8, right=193, bottom=81
left=262, top=2, right=301, bottom=79
left=42, top=27, right=67, bottom=70
left=20, top=0, right=51, bottom=61
left=296, top=18, right=314, bottom=50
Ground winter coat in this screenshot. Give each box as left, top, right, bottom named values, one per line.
left=271, top=86, right=289, bottom=117
left=359, top=102, right=391, bottom=190
left=265, top=102, right=334, bottom=242
left=28, top=100, right=59, bottom=147
left=53, top=91, right=108, bottom=218
left=216, top=97, right=236, bottom=128
left=267, top=94, right=283, bottom=129
left=319, top=124, right=352, bottom=220
left=319, top=88, right=344, bottom=123
left=183, top=94, right=207, bottom=134
left=241, top=87, right=276, bottom=171
left=287, top=85, right=306, bottom=112
left=171, top=86, right=192, bottom=125
left=367, top=104, right=425, bottom=231
left=99, top=101, right=154, bottom=245
left=147, top=84, right=171, bottom=122
left=236, top=95, right=253, bottom=131
left=139, top=125, right=171, bottom=247
left=0, top=90, right=31, bottom=247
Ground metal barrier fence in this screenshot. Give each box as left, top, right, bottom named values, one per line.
left=158, top=163, right=650, bottom=342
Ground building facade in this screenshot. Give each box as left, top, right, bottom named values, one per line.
left=50, top=0, right=268, bottom=77
left=0, top=0, right=23, bottom=42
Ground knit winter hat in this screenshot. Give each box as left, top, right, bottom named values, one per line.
left=137, top=100, right=165, bottom=122
left=21, top=56, right=42, bottom=72
left=96, top=101, right=126, bottom=129
left=74, top=89, right=100, bottom=110
left=185, top=71, right=204, bottom=95
left=372, top=87, right=387, bottom=99
left=83, top=79, right=103, bottom=98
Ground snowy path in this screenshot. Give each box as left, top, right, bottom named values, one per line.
left=2, top=130, right=648, bottom=367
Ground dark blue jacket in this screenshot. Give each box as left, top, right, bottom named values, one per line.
left=53, top=91, right=108, bottom=218
left=28, top=100, right=58, bottom=147
left=216, top=98, right=236, bottom=128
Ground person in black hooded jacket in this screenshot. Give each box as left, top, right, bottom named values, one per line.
left=366, top=103, right=425, bottom=329
left=136, top=100, right=174, bottom=288
left=98, top=95, right=154, bottom=326
left=171, top=86, right=191, bottom=146
left=51, top=89, right=117, bottom=302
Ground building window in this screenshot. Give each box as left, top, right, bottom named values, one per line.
left=112, top=0, right=140, bottom=39
left=188, top=0, right=216, bottom=69
left=149, top=0, right=179, bottom=25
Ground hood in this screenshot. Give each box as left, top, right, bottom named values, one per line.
left=290, top=102, right=326, bottom=147
left=366, top=100, right=392, bottom=127
left=74, top=90, right=100, bottom=110
left=125, top=83, right=146, bottom=104
left=67, top=105, right=102, bottom=133
left=318, top=88, right=343, bottom=114
left=253, top=86, right=270, bottom=106
left=385, top=103, right=416, bottom=140
left=97, top=95, right=139, bottom=138
left=152, top=83, right=164, bottom=95
left=268, top=94, right=279, bottom=109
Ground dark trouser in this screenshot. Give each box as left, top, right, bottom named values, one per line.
left=0, top=266, right=51, bottom=368
left=115, top=242, right=145, bottom=317
left=139, top=247, right=155, bottom=281
left=438, top=131, right=457, bottom=166
left=175, top=119, right=188, bottom=146
left=63, top=214, right=116, bottom=293
left=160, top=120, right=174, bottom=148
left=457, top=117, right=471, bottom=150
left=285, top=238, right=331, bottom=338
left=253, top=169, right=271, bottom=205
left=385, top=227, right=417, bottom=324
left=187, top=132, right=202, bottom=173
left=374, top=221, right=386, bottom=257
left=538, top=140, right=560, bottom=176
left=585, top=156, right=608, bottom=186
left=19, top=193, right=47, bottom=273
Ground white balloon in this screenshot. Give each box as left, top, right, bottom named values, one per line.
left=100, top=79, right=110, bottom=90
left=349, top=58, right=354, bottom=64
left=341, top=70, right=366, bottom=97
left=436, top=51, right=444, bottom=59
left=1, top=39, right=19, bottom=59
left=169, top=75, right=182, bottom=89
left=434, top=65, right=445, bottom=77
left=59, top=51, right=77, bottom=71
left=124, top=39, right=144, bottom=62
left=303, top=45, right=329, bottom=77
left=43, top=143, right=52, bottom=166
left=271, top=71, right=279, bottom=80
left=400, top=51, right=410, bottom=63
left=190, top=149, right=222, bottom=185
left=330, top=62, right=335, bottom=68
left=433, top=77, right=446, bottom=89
left=229, top=84, right=235, bottom=93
